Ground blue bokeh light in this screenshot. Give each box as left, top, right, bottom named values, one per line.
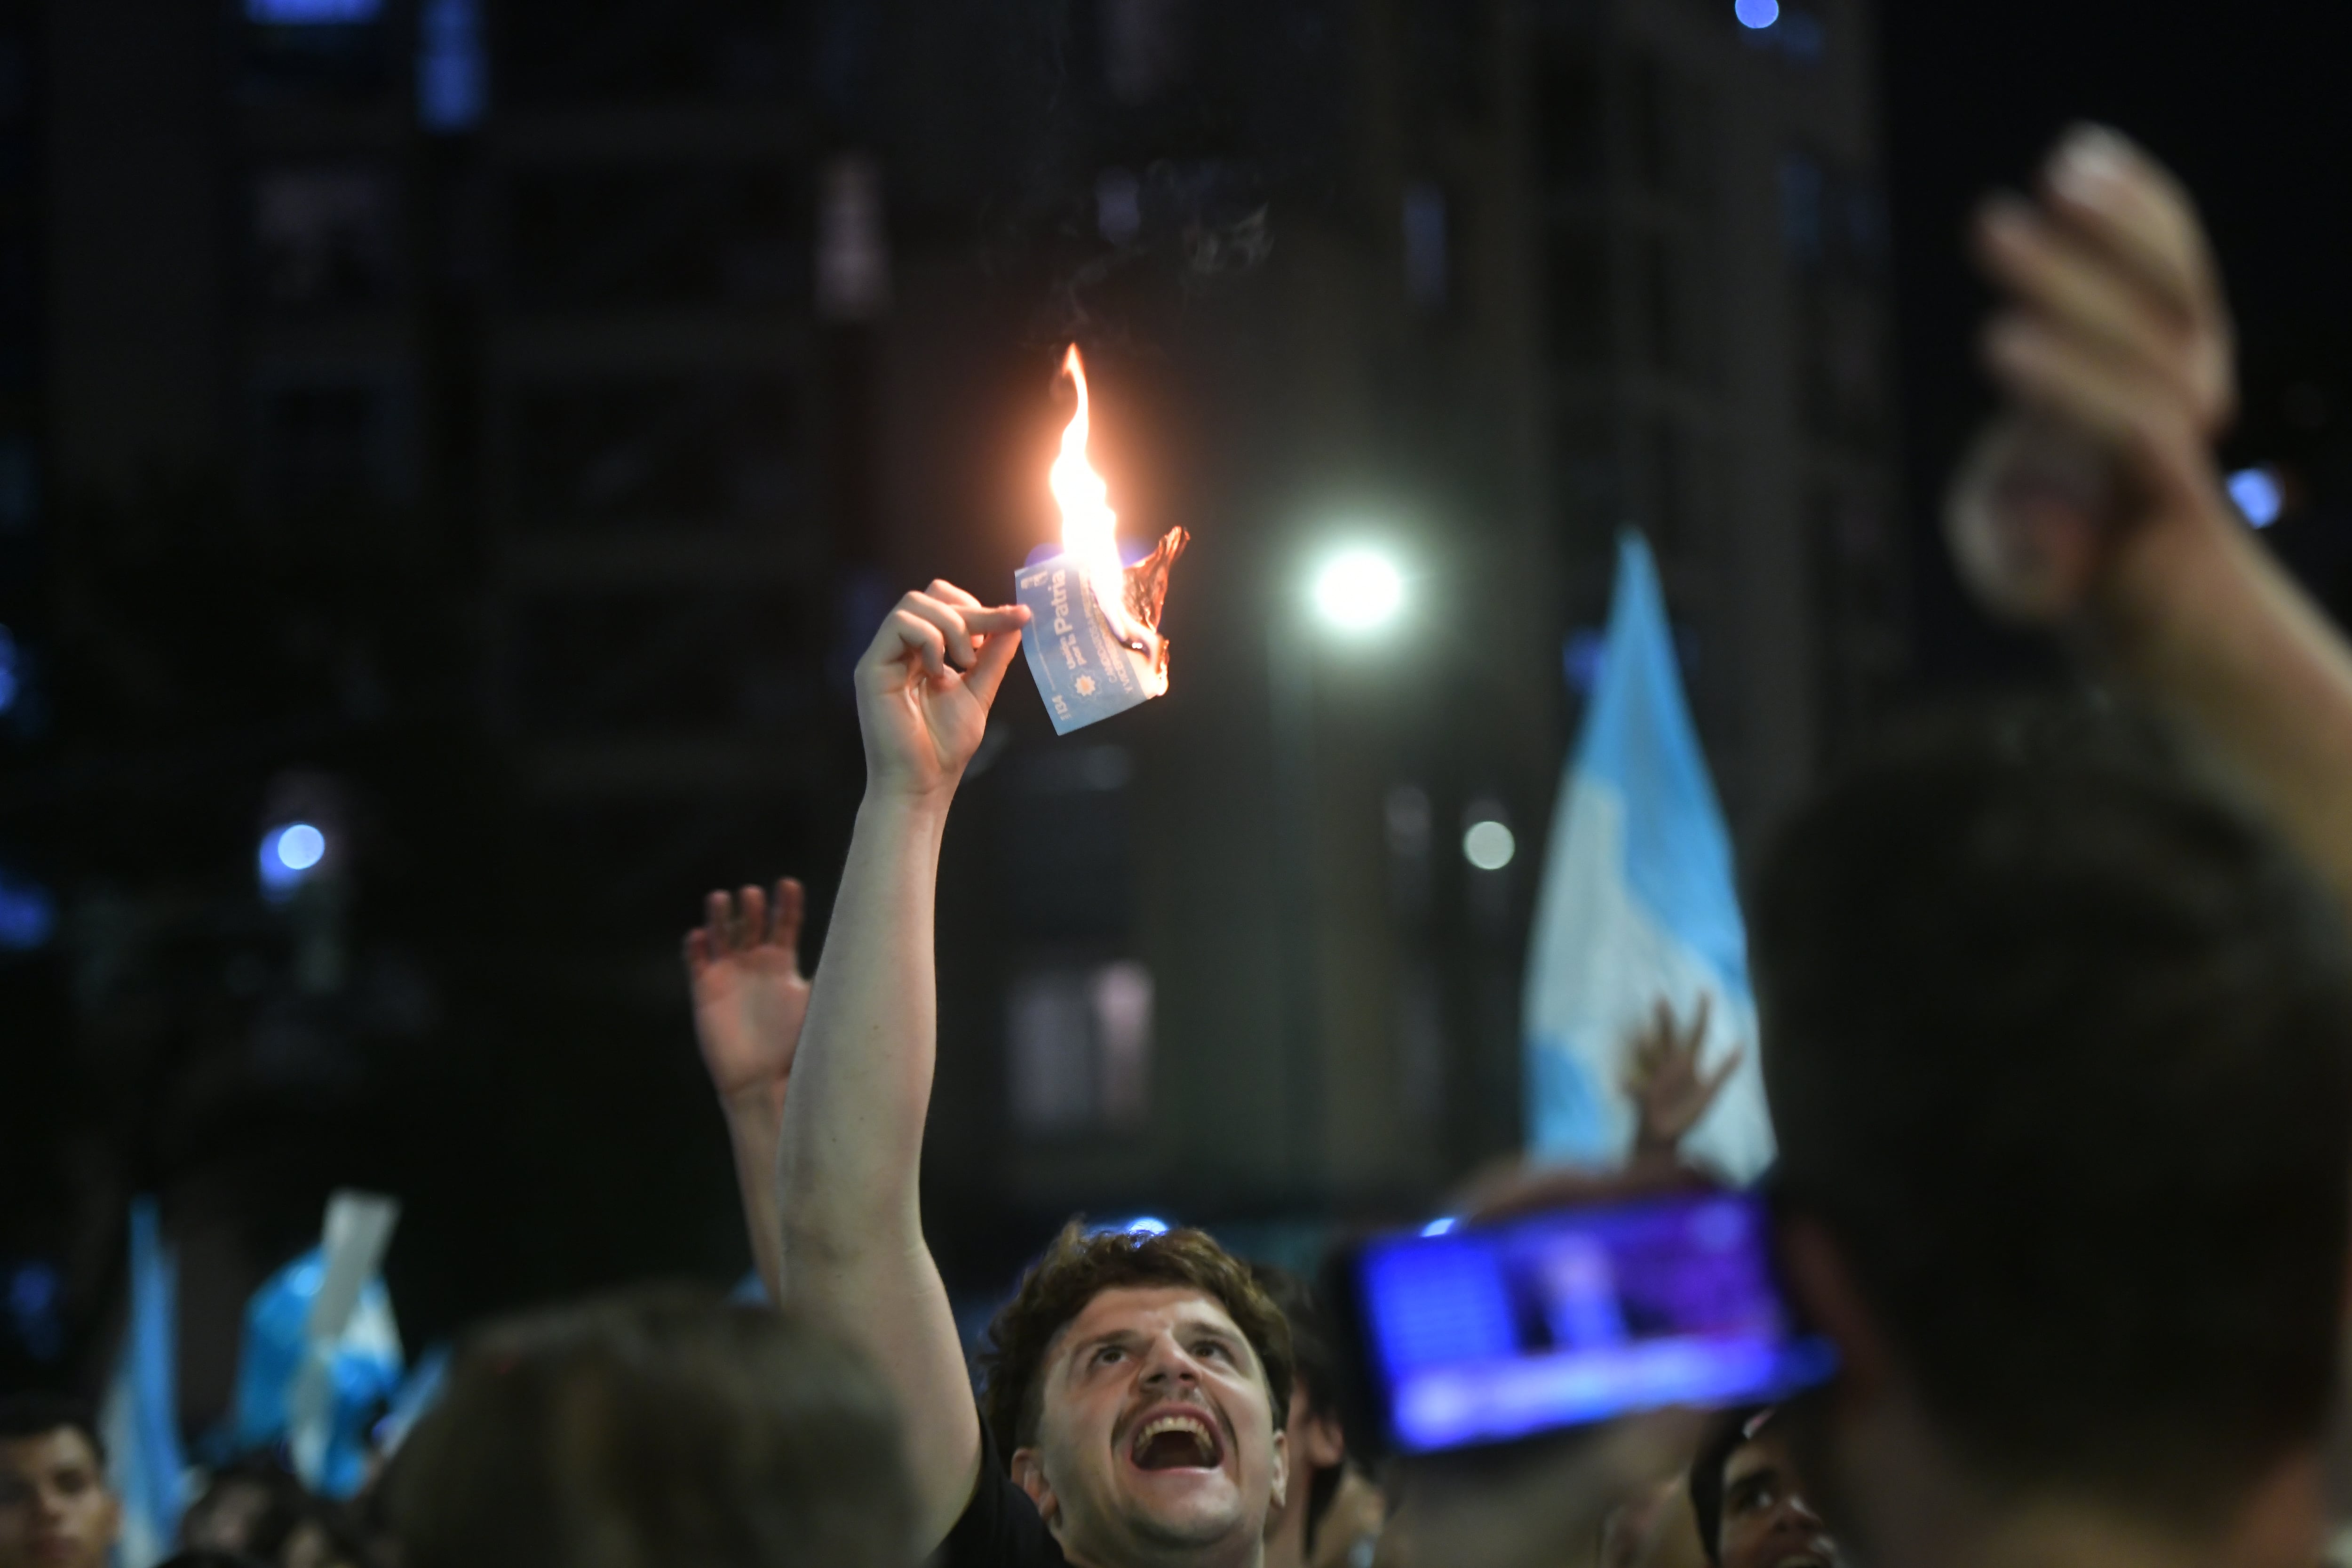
left=259, top=822, right=328, bottom=898
left=418, top=0, right=487, bottom=131
left=0, top=625, right=18, bottom=717
left=2228, top=466, right=2283, bottom=528
left=277, top=823, right=326, bottom=870
left=0, top=871, right=56, bottom=951
left=247, top=0, right=381, bottom=21
left=5, top=1261, right=64, bottom=1362
left=1419, top=1216, right=1458, bottom=1237
left=1735, top=0, right=1780, bottom=28
left=1119, top=1216, right=1171, bottom=1237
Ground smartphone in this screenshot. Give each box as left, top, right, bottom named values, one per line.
left=1333, top=1190, right=1836, bottom=1455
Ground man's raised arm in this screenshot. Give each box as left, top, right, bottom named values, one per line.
left=1956, top=125, right=2352, bottom=906
left=775, top=580, right=1029, bottom=1552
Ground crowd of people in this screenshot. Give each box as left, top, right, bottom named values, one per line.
left=9, top=126, right=2352, bottom=1568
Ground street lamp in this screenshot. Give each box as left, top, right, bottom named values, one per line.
left=1462, top=818, right=1516, bottom=871
left=1308, top=546, right=1408, bottom=633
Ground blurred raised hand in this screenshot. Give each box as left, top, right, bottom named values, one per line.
left=1953, top=126, right=2352, bottom=908
left=1947, top=124, right=2236, bottom=626
left=1620, top=995, right=1740, bottom=1162
left=856, top=580, right=1029, bottom=802
left=685, top=878, right=810, bottom=1122
left=685, top=878, right=811, bottom=1304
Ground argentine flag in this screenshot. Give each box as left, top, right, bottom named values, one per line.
left=1524, top=533, right=1773, bottom=1181
left=101, top=1198, right=185, bottom=1568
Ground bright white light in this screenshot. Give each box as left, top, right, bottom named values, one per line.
left=2229, top=467, right=2283, bottom=528
left=276, top=823, right=326, bottom=871
left=1120, top=1216, right=1170, bottom=1237
left=1420, top=1216, right=1458, bottom=1237
left=1463, top=820, right=1516, bottom=872
left=1310, top=548, right=1406, bottom=633
left=1735, top=0, right=1780, bottom=27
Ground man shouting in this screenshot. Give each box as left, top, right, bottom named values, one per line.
left=772, top=581, right=1292, bottom=1568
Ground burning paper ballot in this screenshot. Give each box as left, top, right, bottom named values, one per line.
left=1017, top=346, right=1189, bottom=736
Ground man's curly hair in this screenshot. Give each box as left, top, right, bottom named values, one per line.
left=978, top=1222, right=1294, bottom=1464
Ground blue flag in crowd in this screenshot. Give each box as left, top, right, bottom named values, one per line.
left=101, top=1199, right=185, bottom=1568
left=1523, top=533, right=1774, bottom=1180
left=230, top=1192, right=405, bottom=1500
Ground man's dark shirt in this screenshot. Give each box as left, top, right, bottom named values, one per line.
left=938, top=1422, right=1067, bottom=1568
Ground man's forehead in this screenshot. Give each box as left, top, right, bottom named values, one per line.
left=0, top=1428, right=101, bottom=1475
left=1055, top=1284, right=1246, bottom=1348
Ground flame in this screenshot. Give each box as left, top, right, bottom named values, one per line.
left=1050, top=345, right=1159, bottom=657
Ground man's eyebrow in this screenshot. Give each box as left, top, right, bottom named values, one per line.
left=1066, top=1327, right=1143, bottom=1361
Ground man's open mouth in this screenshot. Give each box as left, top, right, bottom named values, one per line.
left=1127, top=1406, right=1226, bottom=1471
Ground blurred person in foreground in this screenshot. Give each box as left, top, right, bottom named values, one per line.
left=1379, top=126, right=2352, bottom=1568
left=1757, top=126, right=2352, bottom=1568
left=1685, top=1409, right=1835, bottom=1568
left=759, top=581, right=1300, bottom=1568
left=0, top=1394, right=118, bottom=1568
left=381, top=1285, right=913, bottom=1568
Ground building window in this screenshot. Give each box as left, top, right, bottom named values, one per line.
left=253, top=167, right=397, bottom=309
left=1532, top=35, right=1602, bottom=191
left=511, top=375, right=798, bottom=533
left=417, top=0, right=488, bottom=132
left=1101, top=0, right=1192, bottom=104
left=242, top=1, right=391, bottom=102
left=250, top=376, right=409, bottom=515
left=1009, top=960, right=1154, bottom=1135
left=1402, top=183, right=1450, bottom=311
left=1543, top=224, right=1607, bottom=367
left=815, top=155, right=890, bottom=322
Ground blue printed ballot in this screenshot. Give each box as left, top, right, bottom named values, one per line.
left=1017, top=528, right=1189, bottom=736
left=1018, top=555, right=1154, bottom=734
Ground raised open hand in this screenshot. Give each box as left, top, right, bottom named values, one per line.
left=1619, top=995, right=1740, bottom=1159
left=684, top=879, right=810, bottom=1122
left=856, top=581, right=1029, bottom=802
left=1948, top=125, right=2238, bottom=626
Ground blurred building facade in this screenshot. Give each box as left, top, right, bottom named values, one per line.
left=1, top=0, right=1896, bottom=1391
left=908, top=0, right=1901, bottom=1252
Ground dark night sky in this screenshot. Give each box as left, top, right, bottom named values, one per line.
left=1878, top=1, right=2352, bottom=686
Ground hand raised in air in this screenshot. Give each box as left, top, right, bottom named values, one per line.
left=1620, top=995, right=1741, bottom=1160
left=1950, top=125, right=2238, bottom=625
left=684, top=878, right=810, bottom=1122
left=854, top=580, right=1030, bottom=803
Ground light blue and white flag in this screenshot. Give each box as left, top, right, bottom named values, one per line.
left=101, top=1198, right=185, bottom=1568
left=230, top=1191, right=404, bottom=1500
left=1524, top=532, right=1774, bottom=1181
